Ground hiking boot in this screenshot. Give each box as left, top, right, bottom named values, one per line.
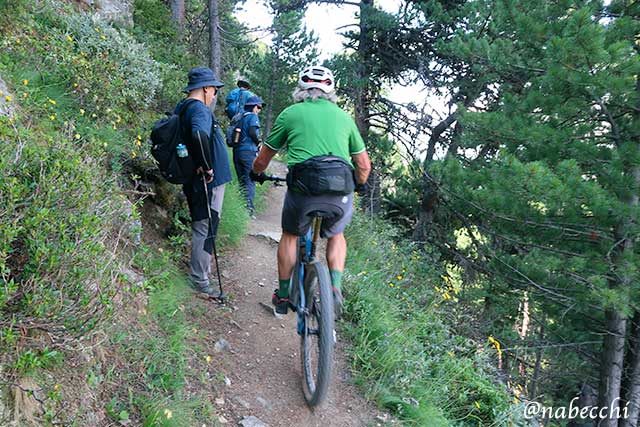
left=272, top=290, right=290, bottom=315
left=197, top=283, right=223, bottom=298
left=332, top=286, right=343, bottom=319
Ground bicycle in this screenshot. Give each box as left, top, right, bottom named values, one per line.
left=262, top=175, right=335, bottom=407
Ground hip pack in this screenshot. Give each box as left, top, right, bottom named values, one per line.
left=287, top=155, right=355, bottom=196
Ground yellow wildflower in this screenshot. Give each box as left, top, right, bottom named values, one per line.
left=75, top=133, right=81, bottom=140
left=488, top=336, right=502, bottom=356
left=389, top=282, right=394, bottom=287
left=66, top=35, right=73, bottom=42
left=137, top=134, right=142, bottom=140
left=22, top=79, right=28, bottom=85
left=100, top=35, right=106, bottom=40
left=206, top=355, right=212, bottom=363
left=163, top=409, right=173, bottom=419
left=131, top=151, right=137, bottom=158
left=79, top=108, right=85, bottom=115
left=0, top=90, right=3, bottom=96
left=396, top=275, right=403, bottom=280
left=136, top=140, right=142, bottom=147
left=73, top=82, right=79, bottom=87
left=474, top=401, right=480, bottom=409
left=5, top=95, right=12, bottom=102
left=92, top=113, right=97, bottom=118
left=48, top=99, right=56, bottom=105
left=49, top=115, right=56, bottom=121
left=22, top=93, right=27, bottom=98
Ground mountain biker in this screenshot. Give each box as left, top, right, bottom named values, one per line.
left=250, top=65, right=372, bottom=316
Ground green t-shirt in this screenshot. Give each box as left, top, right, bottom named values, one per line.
left=264, top=98, right=366, bottom=166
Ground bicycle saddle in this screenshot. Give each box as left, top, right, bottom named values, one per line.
left=305, top=209, right=335, bottom=218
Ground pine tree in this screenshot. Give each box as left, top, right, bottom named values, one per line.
left=436, top=0, right=640, bottom=423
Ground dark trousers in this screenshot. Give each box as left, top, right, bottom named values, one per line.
left=233, top=149, right=257, bottom=213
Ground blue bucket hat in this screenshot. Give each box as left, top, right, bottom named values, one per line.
left=245, top=95, right=265, bottom=107
left=182, top=67, right=224, bottom=93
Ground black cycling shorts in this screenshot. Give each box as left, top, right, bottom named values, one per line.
left=281, top=189, right=354, bottom=238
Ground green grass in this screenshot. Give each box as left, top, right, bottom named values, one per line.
left=343, top=214, right=526, bottom=427
left=100, top=245, right=222, bottom=426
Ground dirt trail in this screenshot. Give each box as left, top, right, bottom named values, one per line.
left=195, top=161, right=381, bottom=427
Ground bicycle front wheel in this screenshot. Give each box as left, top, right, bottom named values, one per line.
left=300, top=261, right=335, bottom=407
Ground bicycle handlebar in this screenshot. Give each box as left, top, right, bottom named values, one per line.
left=263, top=175, right=286, bottom=183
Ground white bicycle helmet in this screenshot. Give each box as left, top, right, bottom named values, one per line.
left=298, top=65, right=335, bottom=93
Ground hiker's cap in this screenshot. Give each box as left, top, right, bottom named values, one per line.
left=237, top=79, right=251, bottom=89
left=245, top=95, right=265, bottom=107
left=183, top=67, right=224, bottom=93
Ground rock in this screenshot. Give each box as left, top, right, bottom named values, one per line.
left=215, top=338, right=231, bottom=353
left=0, top=76, right=15, bottom=118
left=236, top=398, right=251, bottom=409
left=230, top=320, right=243, bottom=330
left=239, top=416, right=269, bottom=427
left=215, top=397, right=225, bottom=406
left=0, top=384, right=9, bottom=426
left=256, top=396, right=271, bottom=410
left=88, top=0, right=134, bottom=27
left=251, top=231, right=281, bottom=244
left=224, top=376, right=232, bottom=387
left=218, top=415, right=229, bottom=424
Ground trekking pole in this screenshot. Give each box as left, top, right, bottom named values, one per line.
left=203, top=177, right=226, bottom=303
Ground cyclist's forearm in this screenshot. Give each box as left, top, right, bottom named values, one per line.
left=352, top=150, right=372, bottom=184
left=252, top=144, right=278, bottom=173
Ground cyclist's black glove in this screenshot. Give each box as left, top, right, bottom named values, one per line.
left=355, top=182, right=369, bottom=196
left=250, top=170, right=267, bottom=184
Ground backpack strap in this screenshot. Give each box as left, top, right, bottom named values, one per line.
left=178, top=97, right=199, bottom=116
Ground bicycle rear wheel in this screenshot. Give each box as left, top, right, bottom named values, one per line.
left=300, top=261, right=334, bottom=406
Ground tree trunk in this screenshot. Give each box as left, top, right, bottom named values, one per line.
left=208, top=0, right=221, bottom=77
left=619, top=73, right=640, bottom=427
left=355, top=0, right=381, bottom=215
left=598, top=308, right=628, bottom=427
left=621, top=312, right=640, bottom=427
left=170, top=0, right=185, bottom=31
left=264, top=57, right=278, bottom=138
left=529, top=320, right=544, bottom=398
left=568, top=384, right=598, bottom=427
left=411, top=112, right=457, bottom=242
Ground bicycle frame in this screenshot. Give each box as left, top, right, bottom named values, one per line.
left=293, top=217, right=322, bottom=335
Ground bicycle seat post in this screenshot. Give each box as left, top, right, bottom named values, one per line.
left=309, top=217, right=322, bottom=261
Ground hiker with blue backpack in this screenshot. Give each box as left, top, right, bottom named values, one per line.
left=230, top=95, right=265, bottom=218
left=225, top=79, right=254, bottom=121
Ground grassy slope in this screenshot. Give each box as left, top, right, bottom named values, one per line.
left=0, top=1, right=252, bottom=425
left=343, top=214, right=527, bottom=426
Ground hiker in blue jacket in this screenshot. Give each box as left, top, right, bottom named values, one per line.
left=233, top=95, right=264, bottom=217
left=175, top=67, right=232, bottom=296
left=225, top=80, right=254, bottom=120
